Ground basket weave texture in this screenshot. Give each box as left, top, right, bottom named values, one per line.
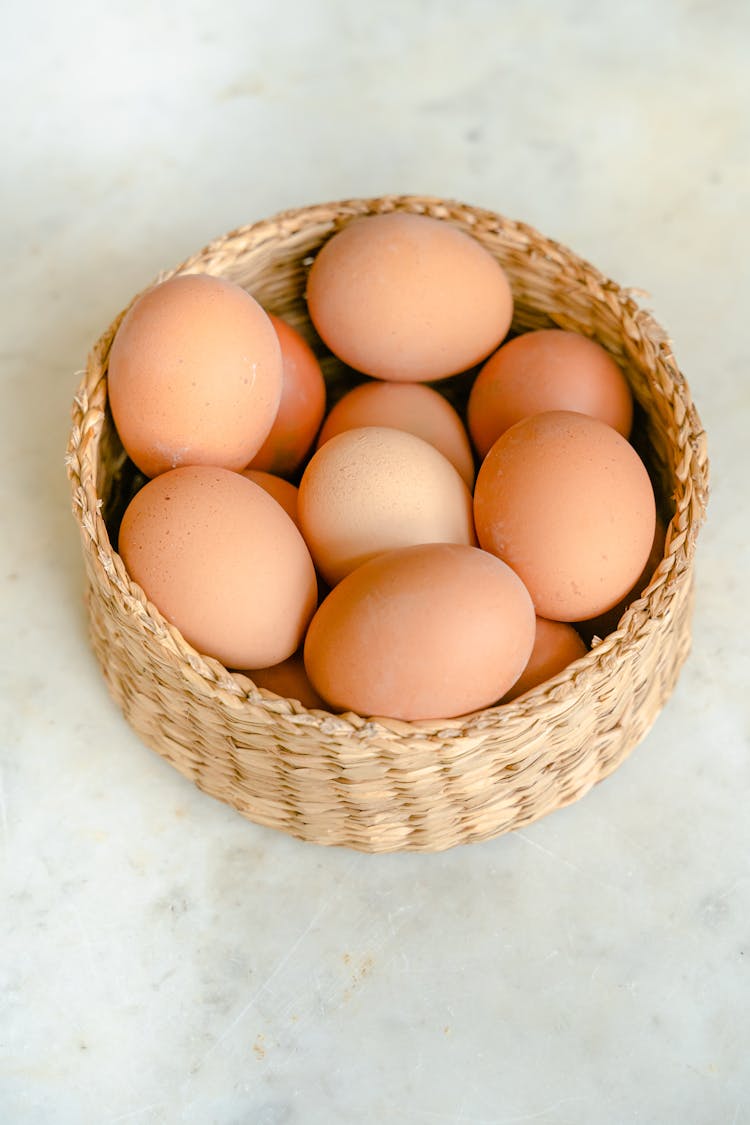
left=66, top=195, right=709, bottom=853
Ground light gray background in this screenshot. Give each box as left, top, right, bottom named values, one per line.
left=2, top=2, right=749, bottom=1122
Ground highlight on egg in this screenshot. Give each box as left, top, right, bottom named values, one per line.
left=298, top=426, right=476, bottom=587
left=306, top=211, right=514, bottom=382
left=468, top=328, right=633, bottom=458
left=108, top=273, right=283, bottom=478
left=118, top=466, right=318, bottom=670
left=315, top=380, right=476, bottom=487
left=303, top=543, right=536, bottom=721
left=248, top=313, right=326, bottom=476
left=474, top=410, right=656, bottom=622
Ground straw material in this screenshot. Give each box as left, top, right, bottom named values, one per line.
left=66, top=195, right=709, bottom=852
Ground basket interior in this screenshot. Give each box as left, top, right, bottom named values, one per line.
left=98, top=201, right=684, bottom=571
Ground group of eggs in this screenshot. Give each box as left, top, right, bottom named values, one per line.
left=111, top=211, right=661, bottom=722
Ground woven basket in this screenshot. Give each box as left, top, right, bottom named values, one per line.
left=66, top=194, right=709, bottom=853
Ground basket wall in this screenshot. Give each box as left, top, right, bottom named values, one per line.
left=66, top=195, right=709, bottom=852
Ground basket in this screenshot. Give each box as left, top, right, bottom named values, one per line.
left=66, top=194, right=709, bottom=853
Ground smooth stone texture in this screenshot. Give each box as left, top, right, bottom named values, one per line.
left=2, top=2, right=748, bottom=1122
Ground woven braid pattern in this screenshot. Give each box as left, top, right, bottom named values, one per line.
left=66, top=195, right=709, bottom=852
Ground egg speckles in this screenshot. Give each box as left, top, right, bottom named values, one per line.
left=306, top=212, right=513, bottom=382
left=468, top=329, right=633, bottom=457
left=108, top=273, right=282, bottom=478
left=118, top=466, right=317, bottom=669
left=298, top=426, right=476, bottom=586
left=304, top=544, right=535, bottom=721
left=474, top=411, right=656, bottom=621
left=316, top=380, right=476, bottom=487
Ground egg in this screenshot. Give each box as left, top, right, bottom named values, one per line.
left=240, top=468, right=299, bottom=526
left=298, top=426, right=476, bottom=586
left=303, top=543, right=536, bottom=721
left=248, top=314, right=326, bottom=476
left=315, top=380, right=475, bottom=487
left=467, top=329, right=634, bottom=458
left=473, top=411, right=656, bottom=621
left=247, top=652, right=326, bottom=711
left=118, top=466, right=317, bottom=669
left=108, top=274, right=282, bottom=478
left=306, top=212, right=513, bottom=382
left=502, top=618, right=588, bottom=702
left=577, top=515, right=667, bottom=643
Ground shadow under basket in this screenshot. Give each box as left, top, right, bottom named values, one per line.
left=66, top=194, right=709, bottom=853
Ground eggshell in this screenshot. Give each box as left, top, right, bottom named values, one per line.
left=240, top=468, right=299, bottom=527
left=118, top=466, right=317, bottom=669
left=306, top=212, right=513, bottom=382
left=249, top=314, right=326, bottom=475
left=502, top=618, right=588, bottom=702
left=303, top=543, right=536, bottom=721
left=468, top=329, right=634, bottom=458
left=474, top=411, right=656, bottom=621
left=109, top=274, right=282, bottom=478
left=247, top=652, right=326, bottom=711
left=577, top=515, right=667, bottom=643
left=316, top=381, right=475, bottom=487
left=298, top=426, right=476, bottom=586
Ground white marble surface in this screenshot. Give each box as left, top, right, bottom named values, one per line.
left=2, top=2, right=749, bottom=1122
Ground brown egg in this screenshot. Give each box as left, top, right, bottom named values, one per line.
left=247, top=652, right=327, bottom=711
left=474, top=411, right=656, bottom=621
left=577, top=515, right=667, bottom=643
left=118, top=466, right=317, bottom=669
left=303, top=543, right=535, bottom=721
left=240, top=468, right=299, bottom=526
left=468, top=329, right=634, bottom=458
left=306, top=212, right=513, bottom=382
left=298, top=426, right=476, bottom=586
left=248, top=314, right=326, bottom=476
left=316, top=381, right=475, bottom=487
left=502, top=618, right=588, bottom=702
left=108, top=274, right=282, bottom=478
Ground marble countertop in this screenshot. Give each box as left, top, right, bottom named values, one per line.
left=2, top=2, right=748, bottom=1122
